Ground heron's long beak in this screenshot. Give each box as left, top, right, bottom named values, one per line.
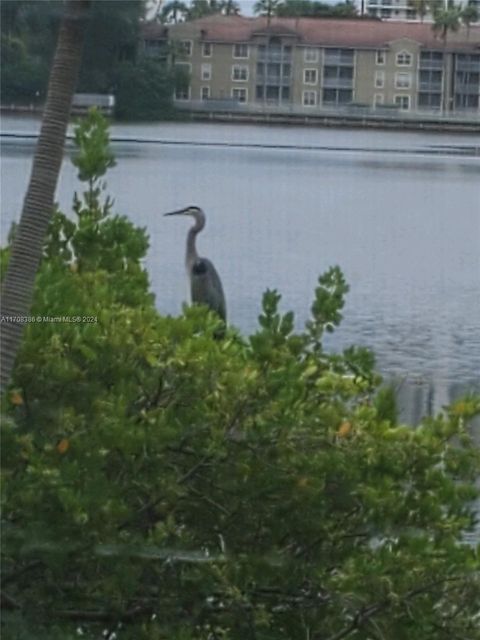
left=163, top=208, right=188, bottom=217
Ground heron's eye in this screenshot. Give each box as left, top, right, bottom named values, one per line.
left=192, top=260, right=207, bottom=275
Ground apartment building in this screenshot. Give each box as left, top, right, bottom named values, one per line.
left=356, top=0, right=480, bottom=21
left=141, top=15, right=480, bottom=114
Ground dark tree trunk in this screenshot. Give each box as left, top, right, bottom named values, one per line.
left=0, top=0, right=91, bottom=393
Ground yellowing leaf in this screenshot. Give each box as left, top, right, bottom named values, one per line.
left=296, top=476, right=309, bottom=488
left=337, top=421, right=352, bottom=438
left=57, top=439, right=70, bottom=454
left=10, top=391, right=24, bottom=406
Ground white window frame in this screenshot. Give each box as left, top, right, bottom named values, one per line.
left=374, top=93, right=384, bottom=106
left=201, top=86, right=211, bottom=100
left=304, top=47, right=319, bottom=63
left=180, top=39, right=193, bottom=57
left=394, top=94, right=410, bottom=110
left=376, top=50, right=386, bottom=65
left=374, top=70, right=385, bottom=89
left=396, top=50, right=412, bottom=67
left=201, top=63, right=212, bottom=81
left=303, top=90, right=317, bottom=106
left=233, top=43, right=249, bottom=59
left=232, top=64, right=249, bottom=81
left=395, top=71, right=411, bottom=89
left=232, top=87, right=248, bottom=103
left=303, top=68, right=318, bottom=85
left=202, top=42, right=212, bottom=57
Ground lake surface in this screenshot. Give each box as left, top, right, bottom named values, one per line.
left=1, top=114, right=479, bottom=423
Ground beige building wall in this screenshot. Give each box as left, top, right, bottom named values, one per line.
left=354, top=50, right=377, bottom=106
left=161, top=22, right=478, bottom=114
left=385, top=38, right=420, bottom=110
left=293, top=45, right=322, bottom=109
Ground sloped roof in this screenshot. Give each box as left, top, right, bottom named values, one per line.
left=142, top=15, right=480, bottom=51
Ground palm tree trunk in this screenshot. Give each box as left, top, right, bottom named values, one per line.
left=0, top=0, right=91, bottom=394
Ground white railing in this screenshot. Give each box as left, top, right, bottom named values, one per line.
left=418, top=81, right=442, bottom=92
left=256, top=74, right=291, bottom=85
left=456, top=61, right=480, bottom=72
left=419, top=60, right=444, bottom=69
left=323, top=78, right=354, bottom=89
left=454, top=83, right=480, bottom=93
left=257, top=51, right=292, bottom=63
left=324, top=55, right=354, bottom=66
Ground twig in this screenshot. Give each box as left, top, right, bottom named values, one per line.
left=2, top=560, right=43, bottom=585
left=1, top=590, right=22, bottom=610
left=55, top=604, right=153, bottom=622
left=321, top=576, right=466, bottom=640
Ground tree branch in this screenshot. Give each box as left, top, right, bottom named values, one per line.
left=321, top=576, right=466, bottom=640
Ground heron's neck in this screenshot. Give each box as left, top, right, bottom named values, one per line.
left=186, top=214, right=205, bottom=270
left=186, top=224, right=201, bottom=270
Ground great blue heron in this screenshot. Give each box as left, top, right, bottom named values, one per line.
left=164, top=205, right=227, bottom=323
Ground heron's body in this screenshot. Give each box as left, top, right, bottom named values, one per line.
left=164, top=206, right=227, bottom=323
left=191, top=257, right=226, bottom=321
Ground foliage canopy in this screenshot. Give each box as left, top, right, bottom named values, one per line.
left=1, top=111, right=479, bottom=640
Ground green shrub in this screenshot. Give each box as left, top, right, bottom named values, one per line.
left=2, top=111, right=479, bottom=640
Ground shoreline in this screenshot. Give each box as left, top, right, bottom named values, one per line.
left=2, top=104, right=480, bottom=134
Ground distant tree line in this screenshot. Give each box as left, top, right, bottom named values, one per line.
left=158, top=0, right=358, bottom=23
left=0, top=0, right=181, bottom=120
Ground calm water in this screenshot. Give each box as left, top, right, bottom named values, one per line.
left=1, top=115, right=479, bottom=423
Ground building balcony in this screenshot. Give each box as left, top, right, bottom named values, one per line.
left=256, top=74, right=291, bottom=86
left=323, top=78, right=354, bottom=89
left=455, top=83, right=480, bottom=94
left=323, top=55, right=354, bottom=66
left=456, top=61, right=480, bottom=72
left=419, top=60, right=444, bottom=70
left=418, top=81, right=442, bottom=92
left=257, top=51, right=292, bottom=63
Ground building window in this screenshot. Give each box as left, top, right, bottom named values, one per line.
left=233, top=43, right=249, bottom=58
left=322, top=88, right=353, bottom=105
left=144, top=39, right=168, bottom=59
left=374, top=93, right=384, bottom=106
left=418, top=92, right=441, bottom=110
left=376, top=50, right=386, bottom=65
left=419, top=69, right=442, bottom=91
left=202, top=43, right=212, bottom=57
left=455, top=93, right=479, bottom=110
left=232, top=65, right=248, bottom=81
left=304, top=47, right=319, bottom=63
left=394, top=95, right=410, bottom=110
left=374, top=70, right=385, bottom=88
left=420, top=50, right=443, bottom=66
left=201, top=63, right=212, bottom=81
left=395, top=72, right=411, bottom=89
left=396, top=50, right=412, bottom=67
left=232, top=87, right=247, bottom=103
left=303, top=90, right=317, bottom=106
left=175, top=84, right=190, bottom=100
left=201, top=86, right=210, bottom=100
left=174, top=62, right=191, bottom=100
left=304, top=69, right=318, bottom=85
left=180, top=40, right=192, bottom=56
